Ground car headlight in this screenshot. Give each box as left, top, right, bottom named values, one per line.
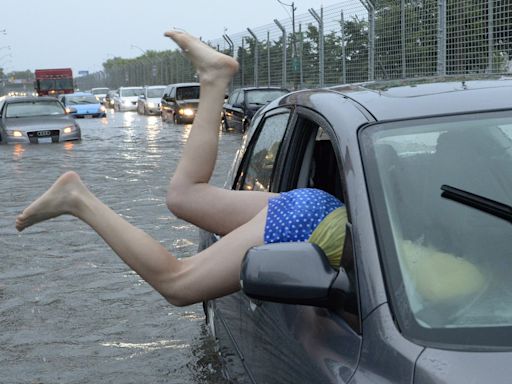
left=179, top=108, right=194, bottom=116
left=63, top=126, right=76, bottom=134
left=7, top=130, right=23, bottom=137
left=99, top=105, right=106, bottom=112
left=147, top=102, right=155, bottom=108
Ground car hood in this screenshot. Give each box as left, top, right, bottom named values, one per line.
left=119, top=96, right=139, bottom=101
left=414, top=347, right=512, bottom=383
left=70, top=103, right=102, bottom=113
left=3, top=116, right=76, bottom=131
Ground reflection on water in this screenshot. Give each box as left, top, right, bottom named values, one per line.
left=0, top=112, right=239, bottom=383
left=12, top=143, right=25, bottom=160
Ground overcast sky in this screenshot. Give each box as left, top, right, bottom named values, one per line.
left=1, top=0, right=341, bottom=75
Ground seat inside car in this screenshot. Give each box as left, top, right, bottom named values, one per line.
left=297, top=126, right=344, bottom=203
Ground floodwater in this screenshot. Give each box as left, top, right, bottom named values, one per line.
left=0, top=109, right=242, bottom=383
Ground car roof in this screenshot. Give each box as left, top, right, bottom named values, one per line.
left=145, top=85, right=166, bottom=89
left=166, top=82, right=200, bottom=88
left=4, top=96, right=61, bottom=103
left=239, top=87, right=289, bottom=91
left=67, top=92, right=95, bottom=96
left=330, top=77, right=512, bottom=121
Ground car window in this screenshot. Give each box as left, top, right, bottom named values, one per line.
left=147, top=88, right=165, bottom=98
left=5, top=101, right=66, bottom=117
left=235, top=91, right=245, bottom=106
left=361, top=112, right=512, bottom=346
left=176, top=86, right=200, bottom=100
left=238, top=112, right=290, bottom=191
left=246, top=89, right=288, bottom=105
left=120, top=88, right=143, bottom=97
left=65, top=95, right=99, bottom=105
left=227, top=90, right=239, bottom=105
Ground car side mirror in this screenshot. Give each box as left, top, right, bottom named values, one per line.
left=240, top=242, right=350, bottom=309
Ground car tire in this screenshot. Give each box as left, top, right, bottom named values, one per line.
left=221, top=116, right=229, bottom=131
left=173, top=114, right=181, bottom=125
left=242, top=119, right=250, bottom=133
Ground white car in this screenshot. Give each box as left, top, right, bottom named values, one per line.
left=113, top=86, right=143, bottom=112
left=137, top=85, right=166, bottom=115
left=91, top=87, right=110, bottom=104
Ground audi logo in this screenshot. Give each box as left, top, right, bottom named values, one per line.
left=36, top=131, right=51, bottom=137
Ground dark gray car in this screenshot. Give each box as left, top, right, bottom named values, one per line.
left=0, top=96, right=81, bottom=144
left=201, top=78, right=512, bottom=383
left=221, top=87, right=289, bottom=133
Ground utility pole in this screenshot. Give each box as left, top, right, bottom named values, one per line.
left=277, top=0, right=298, bottom=87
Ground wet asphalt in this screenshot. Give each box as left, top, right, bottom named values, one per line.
left=0, top=109, right=241, bottom=383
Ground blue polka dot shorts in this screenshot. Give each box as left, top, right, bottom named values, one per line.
left=264, top=188, right=343, bottom=244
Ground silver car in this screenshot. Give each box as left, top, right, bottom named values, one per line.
left=0, top=96, right=81, bottom=144
left=137, top=85, right=166, bottom=115
left=113, top=86, right=143, bottom=112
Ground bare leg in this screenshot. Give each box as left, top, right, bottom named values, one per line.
left=16, top=171, right=266, bottom=306
left=164, top=31, right=276, bottom=236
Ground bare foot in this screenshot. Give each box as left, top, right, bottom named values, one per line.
left=164, top=30, right=239, bottom=84
left=16, top=171, right=87, bottom=232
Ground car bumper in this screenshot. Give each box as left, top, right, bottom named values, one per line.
left=5, top=130, right=81, bottom=144
left=72, top=113, right=107, bottom=118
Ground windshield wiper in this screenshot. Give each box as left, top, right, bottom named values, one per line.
left=441, top=184, right=512, bottom=224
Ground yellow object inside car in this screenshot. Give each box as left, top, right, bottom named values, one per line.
left=399, top=240, right=487, bottom=304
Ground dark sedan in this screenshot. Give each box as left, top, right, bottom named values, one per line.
left=221, top=87, right=289, bottom=133
left=0, top=96, right=81, bottom=144
left=201, top=78, right=512, bottom=383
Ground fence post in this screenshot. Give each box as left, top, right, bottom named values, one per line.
left=488, top=0, right=494, bottom=73
left=247, top=28, right=259, bottom=87
left=299, top=23, right=304, bottom=88
left=359, top=1, right=375, bottom=81
left=274, top=19, right=287, bottom=88
left=437, top=0, right=447, bottom=75
left=267, top=31, right=271, bottom=86
left=222, top=34, right=235, bottom=57
left=309, top=7, right=325, bottom=87
left=401, top=0, right=406, bottom=78
left=340, top=11, right=347, bottom=84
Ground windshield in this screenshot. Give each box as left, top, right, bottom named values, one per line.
left=246, top=89, right=288, bottom=105
left=361, top=111, right=512, bottom=349
left=65, top=95, right=99, bottom=105
left=91, top=88, right=109, bottom=95
left=147, top=87, right=165, bottom=98
left=5, top=101, right=66, bottom=117
left=38, top=78, right=73, bottom=91
left=176, top=86, right=199, bottom=100
left=120, top=88, right=142, bottom=97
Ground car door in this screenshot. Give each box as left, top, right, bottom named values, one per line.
left=223, top=89, right=240, bottom=129
left=203, top=109, right=293, bottom=383
left=235, top=108, right=362, bottom=383
left=161, top=85, right=173, bottom=120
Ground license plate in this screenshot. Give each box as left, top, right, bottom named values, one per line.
left=85, top=115, right=93, bottom=118
left=38, top=137, right=52, bottom=144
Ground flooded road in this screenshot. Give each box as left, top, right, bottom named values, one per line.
left=0, top=109, right=241, bottom=383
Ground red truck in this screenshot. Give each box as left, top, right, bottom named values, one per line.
left=34, top=68, right=74, bottom=96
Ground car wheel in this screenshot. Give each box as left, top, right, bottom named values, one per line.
left=173, top=114, right=181, bottom=125
left=242, top=119, right=250, bottom=133
left=221, top=116, right=229, bottom=131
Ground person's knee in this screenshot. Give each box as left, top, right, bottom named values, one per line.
left=166, top=181, right=187, bottom=219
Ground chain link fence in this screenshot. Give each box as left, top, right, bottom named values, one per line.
left=76, top=0, right=512, bottom=91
